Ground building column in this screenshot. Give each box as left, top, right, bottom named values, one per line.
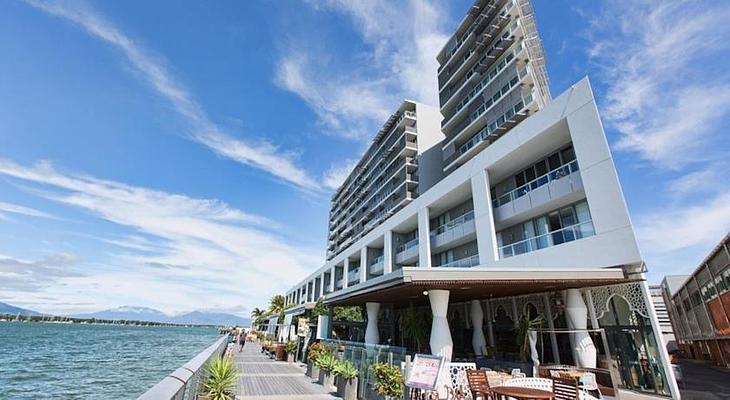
left=365, top=302, right=380, bottom=344
left=330, top=266, right=335, bottom=292
left=319, top=273, right=325, bottom=298
left=639, top=281, right=681, bottom=400
left=360, top=247, right=368, bottom=282
left=429, top=290, right=453, bottom=361
left=470, top=300, right=487, bottom=356
left=564, top=289, right=597, bottom=368
left=418, top=207, right=432, bottom=268
left=470, top=168, right=499, bottom=262
left=343, top=258, right=350, bottom=289
left=384, top=230, right=393, bottom=274
left=543, top=293, right=561, bottom=364
left=484, top=300, right=495, bottom=347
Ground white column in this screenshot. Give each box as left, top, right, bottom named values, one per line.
left=484, top=300, right=495, bottom=347
left=470, top=300, right=487, bottom=356
left=418, top=207, right=432, bottom=268
left=543, top=293, right=561, bottom=364
left=319, top=273, right=325, bottom=297
left=360, top=247, right=368, bottom=282
left=428, top=290, right=453, bottom=361
left=470, top=168, right=499, bottom=263
left=639, top=281, right=681, bottom=400
left=365, top=302, right=380, bottom=344
left=384, top=230, right=393, bottom=274
left=565, top=289, right=597, bottom=368
left=343, top=258, right=350, bottom=289
left=330, top=266, right=335, bottom=292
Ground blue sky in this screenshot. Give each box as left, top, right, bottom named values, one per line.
left=0, top=0, right=728, bottom=317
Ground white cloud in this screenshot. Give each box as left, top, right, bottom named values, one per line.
left=322, top=159, right=358, bottom=191
left=0, top=158, right=322, bottom=314
left=0, top=201, right=55, bottom=219
left=587, top=0, right=730, bottom=169
left=26, top=0, right=322, bottom=192
left=0, top=253, right=81, bottom=292
left=276, top=0, right=449, bottom=140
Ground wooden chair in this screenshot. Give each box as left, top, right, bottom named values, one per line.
left=466, top=369, right=493, bottom=400
left=552, top=376, right=579, bottom=400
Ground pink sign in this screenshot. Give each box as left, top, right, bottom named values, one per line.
left=405, top=354, right=445, bottom=390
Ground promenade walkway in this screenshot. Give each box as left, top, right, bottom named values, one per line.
left=233, top=343, right=341, bottom=400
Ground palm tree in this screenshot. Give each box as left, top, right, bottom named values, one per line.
left=251, top=307, right=265, bottom=323
left=268, top=295, right=285, bottom=314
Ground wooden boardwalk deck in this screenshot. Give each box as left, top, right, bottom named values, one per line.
left=233, top=343, right=341, bottom=400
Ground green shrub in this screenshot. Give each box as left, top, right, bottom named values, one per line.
left=307, top=342, right=330, bottom=363
left=201, top=356, right=238, bottom=400
left=284, top=340, right=298, bottom=354
left=315, top=352, right=338, bottom=372
left=333, top=360, right=358, bottom=380
left=370, top=363, right=404, bottom=398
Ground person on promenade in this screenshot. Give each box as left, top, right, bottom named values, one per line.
left=238, top=329, right=246, bottom=352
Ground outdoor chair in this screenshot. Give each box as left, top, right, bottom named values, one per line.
left=466, top=369, right=493, bottom=400
left=552, top=377, right=579, bottom=400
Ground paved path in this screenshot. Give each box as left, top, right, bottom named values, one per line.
left=233, top=343, right=341, bottom=400
left=678, top=359, right=730, bottom=400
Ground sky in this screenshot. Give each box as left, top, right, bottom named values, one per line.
left=0, top=0, right=728, bottom=317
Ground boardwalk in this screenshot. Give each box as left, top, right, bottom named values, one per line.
left=233, top=343, right=341, bottom=400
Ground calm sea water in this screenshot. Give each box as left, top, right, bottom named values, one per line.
left=0, top=322, right=221, bottom=399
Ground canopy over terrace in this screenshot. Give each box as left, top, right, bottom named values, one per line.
left=324, top=266, right=632, bottom=307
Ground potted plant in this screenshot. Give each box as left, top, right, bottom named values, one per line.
left=334, top=359, right=359, bottom=400
left=285, top=340, right=298, bottom=363
left=370, top=363, right=404, bottom=400
left=306, top=342, right=328, bottom=378
left=198, top=356, right=238, bottom=400
left=516, top=310, right=544, bottom=364
left=316, top=352, right=338, bottom=389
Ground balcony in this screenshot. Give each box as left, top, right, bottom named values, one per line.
left=430, top=211, right=477, bottom=253
left=369, top=255, right=385, bottom=276
left=395, top=238, right=419, bottom=265
left=499, top=220, right=595, bottom=258
left=335, top=277, right=344, bottom=290
left=348, top=268, right=360, bottom=285
left=437, top=254, right=480, bottom=268
left=493, top=160, right=583, bottom=223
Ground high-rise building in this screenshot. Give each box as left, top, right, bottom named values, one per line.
left=274, top=1, right=679, bottom=398
left=437, top=0, right=550, bottom=173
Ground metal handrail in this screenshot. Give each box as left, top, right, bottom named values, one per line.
left=499, top=220, right=594, bottom=258
left=137, top=335, right=228, bottom=400
left=493, top=160, right=579, bottom=208
left=430, top=210, right=475, bottom=236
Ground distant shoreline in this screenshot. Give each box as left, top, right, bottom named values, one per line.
left=0, top=313, right=218, bottom=328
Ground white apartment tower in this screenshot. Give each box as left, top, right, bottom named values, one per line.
left=277, top=1, right=679, bottom=398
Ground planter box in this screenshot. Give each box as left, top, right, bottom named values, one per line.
left=318, top=370, right=335, bottom=390
left=287, top=353, right=295, bottom=363
left=336, top=376, right=358, bottom=400
left=274, top=346, right=286, bottom=361
left=306, top=362, right=320, bottom=379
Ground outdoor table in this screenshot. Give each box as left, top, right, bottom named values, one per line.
left=490, top=386, right=555, bottom=400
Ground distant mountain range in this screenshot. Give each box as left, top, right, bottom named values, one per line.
left=0, top=302, right=40, bottom=316
left=0, top=302, right=250, bottom=326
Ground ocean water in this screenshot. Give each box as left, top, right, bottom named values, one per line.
left=0, top=322, right=221, bottom=399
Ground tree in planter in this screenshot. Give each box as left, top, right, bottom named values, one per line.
left=334, top=360, right=359, bottom=400
left=285, top=340, right=298, bottom=362
left=399, top=305, right=429, bottom=352
left=370, top=363, right=404, bottom=399
left=516, top=309, right=544, bottom=363
left=200, top=357, right=238, bottom=400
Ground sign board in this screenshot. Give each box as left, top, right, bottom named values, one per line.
left=405, top=354, right=445, bottom=391
left=297, top=317, right=309, bottom=337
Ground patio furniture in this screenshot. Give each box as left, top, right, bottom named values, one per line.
left=491, top=386, right=554, bottom=400
left=466, top=369, right=493, bottom=400
left=502, top=377, right=553, bottom=392
left=552, top=377, right=579, bottom=400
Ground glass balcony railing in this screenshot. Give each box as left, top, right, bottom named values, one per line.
left=397, top=238, right=419, bottom=253
left=430, top=211, right=475, bottom=236
left=499, top=220, right=595, bottom=258
left=492, top=160, right=579, bottom=208
left=369, top=255, right=384, bottom=266
left=437, top=254, right=480, bottom=268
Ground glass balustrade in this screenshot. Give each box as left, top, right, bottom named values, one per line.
left=492, top=160, right=579, bottom=208
left=437, top=254, right=480, bottom=268
left=430, top=210, right=475, bottom=236
left=499, top=220, right=595, bottom=258
left=397, top=238, right=419, bottom=253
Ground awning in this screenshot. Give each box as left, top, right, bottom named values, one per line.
left=324, top=266, right=632, bottom=307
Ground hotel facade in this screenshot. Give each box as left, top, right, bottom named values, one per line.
left=279, top=0, right=678, bottom=398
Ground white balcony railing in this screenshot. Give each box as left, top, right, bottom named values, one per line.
left=499, top=220, right=595, bottom=258
left=437, top=254, right=480, bottom=268
left=431, top=211, right=475, bottom=236
left=493, top=160, right=579, bottom=208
